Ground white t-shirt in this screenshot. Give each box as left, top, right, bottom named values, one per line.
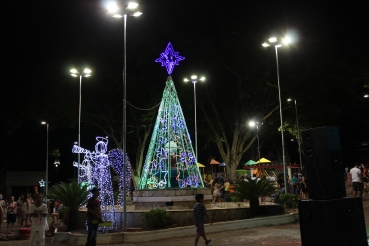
left=350, top=167, right=362, bottom=183
left=30, top=204, right=48, bottom=230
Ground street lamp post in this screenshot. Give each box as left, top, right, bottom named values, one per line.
left=41, top=122, right=49, bottom=196
left=249, top=121, right=261, bottom=163
left=107, top=2, right=142, bottom=231
left=184, top=75, right=205, bottom=161
left=287, top=98, right=302, bottom=169
left=262, top=36, right=290, bottom=193
left=70, top=68, right=92, bottom=184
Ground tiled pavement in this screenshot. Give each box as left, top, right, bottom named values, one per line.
left=1, top=190, right=368, bottom=246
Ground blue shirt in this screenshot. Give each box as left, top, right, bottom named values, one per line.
left=193, top=203, right=206, bottom=224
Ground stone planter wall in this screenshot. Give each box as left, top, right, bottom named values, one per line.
left=133, top=188, right=212, bottom=210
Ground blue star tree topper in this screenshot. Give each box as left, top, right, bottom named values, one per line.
left=155, top=42, right=185, bottom=75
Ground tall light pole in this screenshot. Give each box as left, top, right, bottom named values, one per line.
left=249, top=121, right=261, bottom=163
left=262, top=36, right=290, bottom=193
left=287, top=98, right=302, bottom=169
left=70, top=68, right=92, bottom=184
left=107, top=2, right=142, bottom=231
left=41, top=122, right=49, bottom=196
left=184, top=75, right=205, bottom=162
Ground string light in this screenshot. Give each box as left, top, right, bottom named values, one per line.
left=155, top=42, right=185, bottom=75
left=72, top=137, right=116, bottom=231
left=108, top=148, right=131, bottom=208
left=139, top=78, right=204, bottom=189
left=39, top=179, right=46, bottom=187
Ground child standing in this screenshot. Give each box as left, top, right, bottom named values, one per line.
left=29, top=193, right=48, bottom=246
left=193, top=194, right=212, bottom=246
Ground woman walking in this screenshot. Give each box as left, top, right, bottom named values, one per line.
left=19, top=193, right=29, bottom=227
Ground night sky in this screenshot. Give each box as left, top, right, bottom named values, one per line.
left=2, top=1, right=369, bottom=186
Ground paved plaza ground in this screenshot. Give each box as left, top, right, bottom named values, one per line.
left=1, top=189, right=368, bottom=245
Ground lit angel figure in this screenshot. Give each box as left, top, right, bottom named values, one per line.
left=72, top=137, right=116, bottom=231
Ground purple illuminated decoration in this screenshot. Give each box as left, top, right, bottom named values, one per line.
left=155, top=42, right=185, bottom=75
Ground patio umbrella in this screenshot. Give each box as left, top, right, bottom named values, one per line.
left=255, top=158, right=271, bottom=177
left=244, top=160, right=257, bottom=166
left=198, top=163, right=205, bottom=168
left=210, top=159, right=221, bottom=177
left=197, top=163, right=205, bottom=180
left=256, top=158, right=271, bottom=164
left=219, top=162, right=227, bottom=178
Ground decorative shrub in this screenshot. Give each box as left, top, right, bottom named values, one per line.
left=57, top=206, right=69, bottom=223
left=230, top=179, right=276, bottom=217
left=278, top=194, right=298, bottom=208
left=142, top=209, right=172, bottom=229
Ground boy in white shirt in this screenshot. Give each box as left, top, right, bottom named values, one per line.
left=29, top=193, right=48, bottom=246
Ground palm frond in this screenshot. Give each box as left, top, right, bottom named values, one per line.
left=231, top=179, right=276, bottom=201
left=48, top=182, right=89, bottom=209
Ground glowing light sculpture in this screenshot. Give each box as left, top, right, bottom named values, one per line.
left=155, top=42, right=185, bottom=75
left=72, top=137, right=116, bottom=232
left=139, top=77, right=204, bottom=189
left=108, top=148, right=131, bottom=207
left=39, top=179, right=46, bottom=187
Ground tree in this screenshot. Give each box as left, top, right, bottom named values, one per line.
left=48, top=182, right=89, bottom=231
left=231, top=179, right=276, bottom=217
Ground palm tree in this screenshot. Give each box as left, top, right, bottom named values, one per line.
left=48, top=182, right=89, bottom=231
left=231, top=179, right=276, bottom=217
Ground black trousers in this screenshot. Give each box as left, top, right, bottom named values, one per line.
left=85, top=222, right=98, bottom=246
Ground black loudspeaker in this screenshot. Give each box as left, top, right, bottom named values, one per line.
left=302, top=126, right=346, bottom=200
left=298, top=198, right=368, bottom=246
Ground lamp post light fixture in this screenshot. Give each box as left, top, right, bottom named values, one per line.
left=41, top=121, right=49, bottom=196
left=70, top=68, right=92, bottom=184
left=249, top=121, right=261, bottom=164
left=262, top=36, right=290, bottom=193
left=184, top=75, right=205, bottom=162
left=106, top=2, right=142, bottom=231
left=287, top=98, right=302, bottom=169
left=364, top=94, right=368, bottom=98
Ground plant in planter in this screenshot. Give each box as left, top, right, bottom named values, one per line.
left=142, top=209, right=172, bottom=229
left=230, top=179, right=276, bottom=217
left=48, top=182, right=89, bottom=231
left=278, top=194, right=298, bottom=209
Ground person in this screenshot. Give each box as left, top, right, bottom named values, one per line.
left=7, top=196, right=17, bottom=232
left=193, top=194, right=212, bottom=246
left=362, top=164, right=368, bottom=196
left=27, top=193, right=33, bottom=224
left=291, top=173, right=300, bottom=196
left=300, top=172, right=308, bottom=199
left=0, top=202, right=4, bottom=231
left=212, top=183, right=222, bottom=202
left=29, top=193, right=48, bottom=246
left=277, top=173, right=285, bottom=189
left=346, top=167, right=353, bottom=194
left=0, top=194, right=6, bottom=219
left=16, top=196, right=22, bottom=226
left=85, top=187, right=103, bottom=246
left=350, top=162, right=363, bottom=197
left=244, top=174, right=250, bottom=182
left=223, top=179, right=230, bottom=202
left=33, top=186, right=39, bottom=200
left=19, top=193, right=29, bottom=227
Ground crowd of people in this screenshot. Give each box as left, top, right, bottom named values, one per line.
left=0, top=186, right=63, bottom=234
left=204, top=170, right=309, bottom=202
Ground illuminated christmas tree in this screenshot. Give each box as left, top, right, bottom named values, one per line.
left=139, top=43, right=204, bottom=189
